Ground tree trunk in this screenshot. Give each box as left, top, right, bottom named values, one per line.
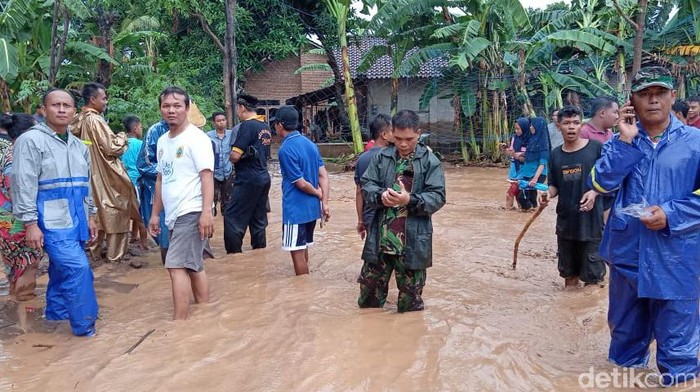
left=323, top=1, right=362, bottom=153
left=566, top=91, right=581, bottom=109
left=390, top=77, right=399, bottom=116
left=677, top=73, right=686, bottom=99
left=0, top=78, right=11, bottom=112
left=196, top=12, right=234, bottom=126
left=517, top=48, right=533, bottom=116
left=291, top=4, right=351, bottom=134
left=631, top=0, right=648, bottom=79
left=223, top=45, right=234, bottom=126
left=225, top=0, right=238, bottom=126
left=453, top=94, right=468, bottom=161
left=321, top=44, right=350, bottom=134
left=340, top=43, right=363, bottom=153
left=500, top=91, right=508, bottom=158
left=49, top=2, right=70, bottom=86
left=49, top=0, right=60, bottom=86
left=612, top=0, right=646, bottom=90
left=491, top=89, right=500, bottom=158
left=95, top=10, right=117, bottom=86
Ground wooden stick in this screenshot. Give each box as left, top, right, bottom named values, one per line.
left=512, top=202, right=548, bottom=269
left=125, top=328, right=155, bottom=355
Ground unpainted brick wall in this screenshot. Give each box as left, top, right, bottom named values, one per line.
left=243, top=53, right=333, bottom=105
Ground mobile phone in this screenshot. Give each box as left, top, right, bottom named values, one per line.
left=625, top=93, right=635, bottom=125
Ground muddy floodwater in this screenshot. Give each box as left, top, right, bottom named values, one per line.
left=0, top=167, right=689, bottom=391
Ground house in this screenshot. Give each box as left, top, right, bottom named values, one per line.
left=241, top=49, right=333, bottom=125
left=242, top=37, right=454, bottom=143
left=331, top=36, right=453, bottom=127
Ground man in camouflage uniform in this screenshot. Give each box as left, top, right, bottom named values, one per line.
left=358, top=110, right=446, bottom=312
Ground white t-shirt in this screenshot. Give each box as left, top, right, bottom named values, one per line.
left=156, top=124, right=214, bottom=229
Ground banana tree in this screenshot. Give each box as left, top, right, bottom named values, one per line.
left=357, top=39, right=413, bottom=116
left=376, top=0, right=531, bottom=161
left=535, top=62, right=617, bottom=115
left=322, top=0, right=363, bottom=153
left=0, top=0, right=33, bottom=111
left=644, top=0, right=700, bottom=97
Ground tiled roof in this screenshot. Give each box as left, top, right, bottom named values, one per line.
left=332, top=36, right=447, bottom=79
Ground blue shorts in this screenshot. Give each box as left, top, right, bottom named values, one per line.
left=281, top=221, right=316, bottom=251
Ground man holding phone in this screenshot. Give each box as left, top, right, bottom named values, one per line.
left=358, top=110, right=445, bottom=313
left=588, top=67, right=700, bottom=386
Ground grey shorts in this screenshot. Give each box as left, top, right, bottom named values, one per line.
left=165, top=212, right=211, bottom=272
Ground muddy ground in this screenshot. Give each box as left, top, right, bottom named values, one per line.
left=0, top=167, right=687, bottom=391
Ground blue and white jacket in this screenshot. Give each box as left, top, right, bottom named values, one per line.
left=11, top=123, right=96, bottom=242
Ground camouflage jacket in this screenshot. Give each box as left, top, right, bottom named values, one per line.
left=360, top=144, right=446, bottom=269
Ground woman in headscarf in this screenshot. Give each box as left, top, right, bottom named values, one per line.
left=516, top=117, right=550, bottom=211
left=503, top=117, right=532, bottom=209
left=0, top=113, right=43, bottom=300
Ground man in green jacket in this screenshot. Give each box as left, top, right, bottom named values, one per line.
left=358, top=110, right=446, bottom=313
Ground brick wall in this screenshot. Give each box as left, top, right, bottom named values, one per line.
left=243, top=57, right=302, bottom=104
left=300, top=53, right=334, bottom=94
left=242, top=52, right=334, bottom=106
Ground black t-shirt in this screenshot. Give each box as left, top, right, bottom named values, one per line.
left=548, top=140, right=603, bottom=241
left=231, top=118, right=272, bottom=184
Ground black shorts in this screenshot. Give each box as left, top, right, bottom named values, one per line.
left=602, top=194, right=615, bottom=211
left=557, top=237, right=606, bottom=283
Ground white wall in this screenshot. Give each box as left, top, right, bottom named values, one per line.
left=365, top=79, right=454, bottom=123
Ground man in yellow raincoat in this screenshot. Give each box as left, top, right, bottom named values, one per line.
left=71, top=82, right=143, bottom=267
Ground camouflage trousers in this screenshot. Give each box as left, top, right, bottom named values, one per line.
left=357, top=254, right=427, bottom=313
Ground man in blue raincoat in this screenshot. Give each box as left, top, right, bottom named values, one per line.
left=137, top=119, right=170, bottom=264
left=12, top=89, right=99, bottom=337
left=589, top=66, right=700, bottom=387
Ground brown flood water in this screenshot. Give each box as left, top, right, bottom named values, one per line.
left=0, top=167, right=686, bottom=391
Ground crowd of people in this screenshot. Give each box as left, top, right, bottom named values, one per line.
left=0, top=65, right=699, bottom=386
left=500, top=67, right=700, bottom=386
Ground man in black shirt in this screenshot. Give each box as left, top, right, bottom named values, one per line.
left=224, top=94, right=272, bottom=253
left=542, top=106, right=606, bottom=288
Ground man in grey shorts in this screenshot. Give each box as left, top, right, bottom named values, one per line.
left=148, top=86, right=215, bottom=320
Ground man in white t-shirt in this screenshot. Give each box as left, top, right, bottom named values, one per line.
left=148, top=86, right=215, bottom=320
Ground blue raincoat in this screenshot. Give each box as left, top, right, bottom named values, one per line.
left=11, top=123, right=99, bottom=336
left=136, top=120, right=169, bottom=248
left=588, top=115, right=700, bottom=385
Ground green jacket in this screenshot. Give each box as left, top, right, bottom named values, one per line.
left=360, top=144, right=446, bottom=269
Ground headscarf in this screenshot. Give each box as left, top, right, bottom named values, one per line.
left=513, top=117, right=531, bottom=152
left=525, top=117, right=550, bottom=163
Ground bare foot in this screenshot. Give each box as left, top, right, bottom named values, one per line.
left=564, top=276, right=580, bottom=288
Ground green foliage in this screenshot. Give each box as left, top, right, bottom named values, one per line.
left=0, top=38, right=18, bottom=80
left=1, top=0, right=699, bottom=164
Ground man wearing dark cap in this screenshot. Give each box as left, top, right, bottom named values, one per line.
left=225, top=94, right=272, bottom=253
left=589, top=66, right=700, bottom=387
left=274, top=106, right=330, bottom=275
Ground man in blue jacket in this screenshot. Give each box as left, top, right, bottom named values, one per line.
left=589, top=67, right=700, bottom=386
left=12, top=89, right=99, bottom=336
